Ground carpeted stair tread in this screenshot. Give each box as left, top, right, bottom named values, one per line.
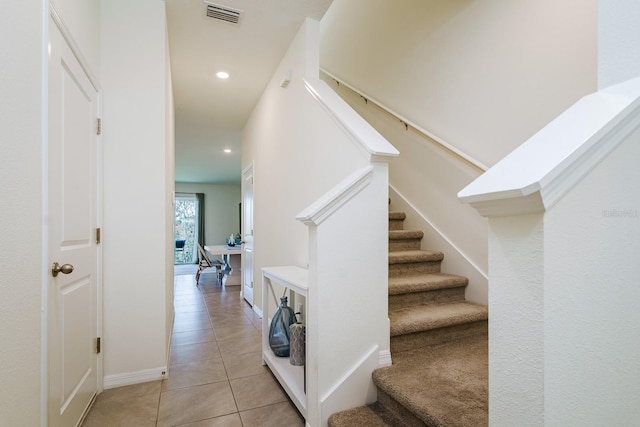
left=389, top=302, right=488, bottom=336
left=389, top=250, right=444, bottom=264
left=373, top=334, right=488, bottom=427
left=389, top=211, right=406, bottom=221
left=328, top=402, right=403, bottom=427
left=389, top=230, right=424, bottom=241
left=389, top=273, right=468, bottom=295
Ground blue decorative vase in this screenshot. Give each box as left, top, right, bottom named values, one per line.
left=269, top=296, right=296, bottom=357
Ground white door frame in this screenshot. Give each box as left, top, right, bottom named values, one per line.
left=43, top=4, right=103, bottom=425
left=241, top=162, right=254, bottom=307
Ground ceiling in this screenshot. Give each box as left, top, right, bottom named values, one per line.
left=166, top=0, right=334, bottom=184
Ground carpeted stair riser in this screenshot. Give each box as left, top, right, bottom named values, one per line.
left=389, top=230, right=424, bottom=251
left=374, top=335, right=488, bottom=426
left=390, top=302, right=488, bottom=336
left=377, top=389, right=427, bottom=427
left=389, top=273, right=469, bottom=295
left=389, top=286, right=465, bottom=310
left=391, top=321, right=488, bottom=354
left=388, top=211, right=406, bottom=231
left=327, top=405, right=391, bottom=427
left=389, top=261, right=441, bottom=277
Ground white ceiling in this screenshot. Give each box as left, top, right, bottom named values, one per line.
left=166, top=0, right=333, bottom=183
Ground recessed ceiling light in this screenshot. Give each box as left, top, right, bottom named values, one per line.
left=223, top=148, right=232, bottom=153
left=216, top=71, right=230, bottom=79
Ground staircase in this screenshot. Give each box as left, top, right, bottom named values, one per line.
left=328, top=211, right=488, bottom=426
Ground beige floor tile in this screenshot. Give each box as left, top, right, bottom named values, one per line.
left=174, top=303, right=208, bottom=315
left=162, top=357, right=228, bottom=391
left=170, top=341, right=221, bottom=366
left=157, top=382, right=237, bottom=427
left=221, top=351, right=267, bottom=379
left=208, top=312, right=252, bottom=325
left=84, top=270, right=303, bottom=426
left=175, top=413, right=243, bottom=427
left=173, top=316, right=213, bottom=333
left=82, top=390, right=159, bottom=427
left=239, top=401, right=305, bottom=427
left=229, top=372, right=287, bottom=411
left=213, top=323, right=261, bottom=341
left=173, top=305, right=209, bottom=324
left=217, top=334, right=262, bottom=357
left=172, top=328, right=215, bottom=346
left=95, top=380, right=162, bottom=405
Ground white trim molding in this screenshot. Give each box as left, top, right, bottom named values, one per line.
left=103, top=366, right=168, bottom=390
left=304, top=78, right=399, bottom=163
left=297, top=166, right=373, bottom=226
left=459, top=76, right=640, bottom=217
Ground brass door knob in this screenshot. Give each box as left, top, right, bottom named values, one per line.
left=52, top=262, right=74, bottom=277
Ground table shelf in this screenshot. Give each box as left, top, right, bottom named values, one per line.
left=262, top=266, right=308, bottom=418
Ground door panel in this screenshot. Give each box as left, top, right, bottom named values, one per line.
left=48, top=17, right=99, bottom=427
left=242, top=165, right=254, bottom=305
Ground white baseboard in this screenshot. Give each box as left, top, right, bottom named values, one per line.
left=320, top=346, right=379, bottom=426
left=253, top=305, right=263, bottom=318
left=378, top=349, right=392, bottom=367
left=103, top=366, right=168, bottom=389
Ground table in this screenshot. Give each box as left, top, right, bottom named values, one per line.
left=204, top=245, right=242, bottom=286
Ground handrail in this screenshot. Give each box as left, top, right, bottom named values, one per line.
left=321, top=68, right=488, bottom=173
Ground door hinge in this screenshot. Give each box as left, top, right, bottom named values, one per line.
left=96, top=337, right=101, bottom=354
left=96, top=227, right=101, bottom=244
left=96, top=118, right=102, bottom=135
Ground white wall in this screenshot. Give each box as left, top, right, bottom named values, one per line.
left=488, top=214, right=544, bottom=425
left=0, top=1, right=45, bottom=424
left=101, top=0, right=171, bottom=383
left=326, top=75, right=489, bottom=304
left=321, top=0, right=597, bottom=167
left=544, top=126, right=640, bottom=425
left=320, top=0, right=597, bottom=306
left=599, top=0, right=640, bottom=89
left=174, top=183, right=241, bottom=246
left=242, top=20, right=369, bottom=314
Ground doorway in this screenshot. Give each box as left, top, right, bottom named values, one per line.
left=242, top=164, right=254, bottom=305
left=174, top=193, right=204, bottom=264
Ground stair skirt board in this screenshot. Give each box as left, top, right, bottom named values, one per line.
left=319, top=346, right=380, bottom=427
left=103, top=366, right=168, bottom=389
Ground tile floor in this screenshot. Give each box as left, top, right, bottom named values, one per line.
left=82, top=267, right=304, bottom=426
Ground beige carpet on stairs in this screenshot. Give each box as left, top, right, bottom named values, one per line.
left=373, top=334, right=488, bottom=426
left=328, top=210, right=488, bottom=427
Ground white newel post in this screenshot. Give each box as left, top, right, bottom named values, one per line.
left=459, top=77, right=640, bottom=425
left=297, top=163, right=392, bottom=426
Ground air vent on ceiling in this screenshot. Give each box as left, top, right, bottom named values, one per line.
left=203, top=2, right=242, bottom=25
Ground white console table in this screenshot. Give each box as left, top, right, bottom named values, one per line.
left=262, top=266, right=308, bottom=418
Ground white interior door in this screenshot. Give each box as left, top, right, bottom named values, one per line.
left=48, top=17, right=99, bottom=427
left=242, top=164, right=254, bottom=305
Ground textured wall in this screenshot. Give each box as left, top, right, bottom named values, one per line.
left=599, top=0, right=640, bottom=88
left=544, top=125, right=640, bottom=424
left=488, top=214, right=545, bottom=425
left=0, top=1, right=45, bottom=424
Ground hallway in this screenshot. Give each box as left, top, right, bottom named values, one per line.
left=83, top=268, right=304, bottom=426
